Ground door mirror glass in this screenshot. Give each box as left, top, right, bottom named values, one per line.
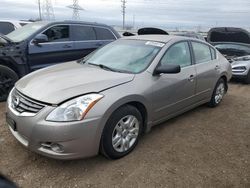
left=153, top=64, right=181, bottom=75
left=33, top=34, right=48, bottom=44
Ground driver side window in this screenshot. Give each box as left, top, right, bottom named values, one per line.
left=160, top=42, right=192, bottom=68
left=43, top=25, right=69, bottom=42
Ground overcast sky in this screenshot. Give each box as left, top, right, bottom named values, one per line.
left=0, top=0, right=250, bottom=30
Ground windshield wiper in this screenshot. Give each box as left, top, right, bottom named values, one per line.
left=88, top=63, right=130, bottom=73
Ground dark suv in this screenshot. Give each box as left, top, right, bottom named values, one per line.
left=0, top=21, right=120, bottom=101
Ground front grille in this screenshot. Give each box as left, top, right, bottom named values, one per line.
left=11, top=89, right=45, bottom=114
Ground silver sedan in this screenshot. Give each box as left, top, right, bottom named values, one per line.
left=6, top=35, right=232, bottom=160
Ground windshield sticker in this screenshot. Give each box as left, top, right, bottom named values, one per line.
left=145, top=41, right=165, bottom=48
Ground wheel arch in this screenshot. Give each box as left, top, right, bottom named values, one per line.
left=220, top=74, right=228, bottom=92
left=0, top=59, right=20, bottom=77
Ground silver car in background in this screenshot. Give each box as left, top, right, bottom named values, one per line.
left=6, top=35, right=232, bottom=160
left=231, top=56, right=250, bottom=84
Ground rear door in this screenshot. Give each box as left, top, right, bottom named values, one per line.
left=151, top=41, right=197, bottom=121
left=71, top=25, right=117, bottom=60
left=28, top=24, right=74, bottom=71
left=191, top=41, right=220, bottom=101
left=71, top=25, right=98, bottom=60
left=94, top=26, right=117, bottom=46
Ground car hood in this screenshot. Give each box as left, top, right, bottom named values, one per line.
left=207, top=27, right=250, bottom=44
left=15, top=62, right=135, bottom=104
left=0, top=34, right=13, bottom=44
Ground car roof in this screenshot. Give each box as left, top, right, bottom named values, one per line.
left=41, top=20, right=112, bottom=28
left=121, top=34, right=199, bottom=43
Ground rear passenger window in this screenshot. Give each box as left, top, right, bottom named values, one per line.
left=192, top=42, right=212, bottom=64
left=160, top=42, right=192, bottom=68
left=72, top=26, right=96, bottom=41
left=43, top=25, right=69, bottom=42
left=0, top=22, right=15, bottom=35
left=94, top=27, right=116, bottom=40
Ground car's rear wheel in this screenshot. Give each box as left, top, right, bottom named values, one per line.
left=244, top=71, right=250, bottom=84
left=100, top=105, right=143, bottom=159
left=208, top=78, right=226, bottom=107
left=0, top=65, right=18, bottom=102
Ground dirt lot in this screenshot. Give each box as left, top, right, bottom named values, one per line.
left=0, top=83, right=250, bottom=188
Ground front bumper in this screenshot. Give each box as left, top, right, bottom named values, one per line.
left=6, top=104, right=103, bottom=160
left=232, top=70, right=248, bottom=80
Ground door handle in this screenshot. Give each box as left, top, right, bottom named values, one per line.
left=188, top=75, right=195, bottom=82
left=215, top=65, right=220, bottom=70
left=96, top=42, right=103, bottom=47
left=63, top=44, right=72, bottom=49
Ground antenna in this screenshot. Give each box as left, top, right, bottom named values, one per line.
left=42, top=0, right=55, bottom=20
left=67, top=0, right=84, bottom=20
left=121, top=0, right=126, bottom=29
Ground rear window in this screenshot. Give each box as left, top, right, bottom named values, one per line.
left=0, top=22, right=15, bottom=35
left=192, top=42, right=212, bottom=64
left=94, top=27, right=116, bottom=40
left=72, top=25, right=96, bottom=41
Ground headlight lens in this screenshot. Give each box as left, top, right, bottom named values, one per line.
left=7, top=88, right=14, bottom=106
left=46, top=94, right=104, bottom=122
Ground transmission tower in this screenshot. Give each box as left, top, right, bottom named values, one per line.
left=67, top=0, right=84, bottom=20
left=42, top=0, right=55, bottom=20
left=121, top=0, right=127, bottom=29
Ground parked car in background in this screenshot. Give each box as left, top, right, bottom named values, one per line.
left=0, top=21, right=120, bottom=101
left=6, top=35, right=231, bottom=160
left=231, top=55, right=250, bottom=83
left=175, top=32, right=205, bottom=41
left=0, top=20, right=30, bottom=35
left=208, top=27, right=250, bottom=83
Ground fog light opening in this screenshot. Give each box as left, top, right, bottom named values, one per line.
left=41, top=142, right=64, bottom=153
left=51, top=143, right=64, bottom=153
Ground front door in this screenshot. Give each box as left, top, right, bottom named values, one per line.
left=151, top=41, right=197, bottom=122
left=28, top=25, right=74, bottom=71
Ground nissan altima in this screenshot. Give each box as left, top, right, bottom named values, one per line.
left=6, top=35, right=232, bottom=160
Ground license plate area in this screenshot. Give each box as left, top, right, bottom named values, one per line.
left=6, top=113, right=16, bottom=131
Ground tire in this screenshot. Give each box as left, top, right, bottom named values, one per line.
left=0, top=65, right=18, bottom=102
left=100, top=105, right=143, bottom=159
left=244, top=71, right=250, bottom=84
left=208, top=78, right=226, bottom=107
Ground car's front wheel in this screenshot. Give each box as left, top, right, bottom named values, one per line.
left=208, top=78, right=226, bottom=107
left=0, top=65, right=18, bottom=102
left=100, top=105, right=143, bottom=159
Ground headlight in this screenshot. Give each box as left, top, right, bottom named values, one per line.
left=7, top=88, right=14, bottom=106
left=46, top=94, right=104, bottom=122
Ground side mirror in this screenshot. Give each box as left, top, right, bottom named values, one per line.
left=33, top=34, right=48, bottom=45
left=153, top=64, right=181, bottom=75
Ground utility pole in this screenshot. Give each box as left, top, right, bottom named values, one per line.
left=67, top=0, right=84, bottom=20
left=38, top=0, right=42, bottom=20
left=121, top=0, right=126, bottom=30
left=42, top=0, right=55, bottom=20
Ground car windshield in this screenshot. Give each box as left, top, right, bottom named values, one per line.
left=84, top=40, right=163, bottom=73
left=6, top=22, right=47, bottom=42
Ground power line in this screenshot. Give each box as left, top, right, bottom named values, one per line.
left=42, top=0, right=55, bottom=20
left=121, top=0, right=127, bottom=29
left=67, top=0, right=84, bottom=20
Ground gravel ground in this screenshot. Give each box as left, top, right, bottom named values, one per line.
left=0, top=83, right=250, bottom=188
